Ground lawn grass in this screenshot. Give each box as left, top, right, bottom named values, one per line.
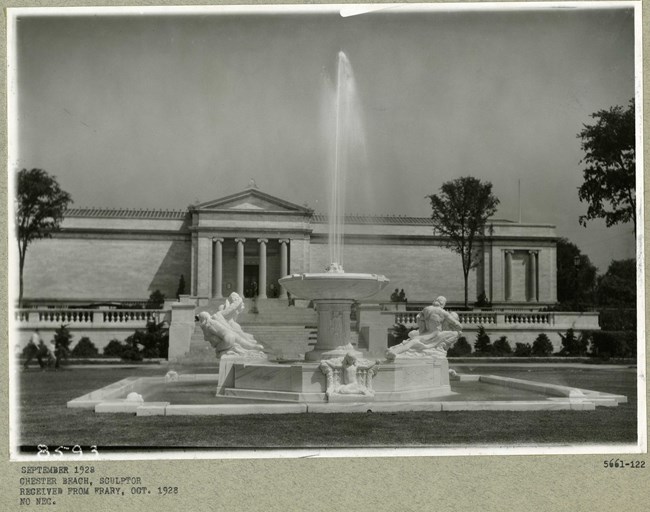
left=15, top=365, right=639, bottom=451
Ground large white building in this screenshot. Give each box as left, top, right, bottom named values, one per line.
left=22, top=183, right=557, bottom=308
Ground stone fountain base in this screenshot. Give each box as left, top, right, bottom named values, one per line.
left=215, top=355, right=453, bottom=403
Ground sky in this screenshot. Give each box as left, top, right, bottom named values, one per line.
left=11, top=4, right=638, bottom=272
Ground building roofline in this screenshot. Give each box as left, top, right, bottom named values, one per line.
left=63, top=207, right=555, bottom=229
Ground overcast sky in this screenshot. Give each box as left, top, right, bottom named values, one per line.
left=12, top=5, right=638, bottom=272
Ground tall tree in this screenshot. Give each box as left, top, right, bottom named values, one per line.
left=556, top=238, right=598, bottom=309
left=578, top=99, right=636, bottom=233
left=596, top=258, right=636, bottom=307
left=16, top=169, right=72, bottom=306
left=428, top=177, right=499, bottom=308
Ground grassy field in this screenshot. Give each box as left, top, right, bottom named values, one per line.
left=15, top=364, right=639, bottom=451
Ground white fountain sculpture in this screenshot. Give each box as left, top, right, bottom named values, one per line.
left=386, top=296, right=462, bottom=360
left=197, top=292, right=266, bottom=358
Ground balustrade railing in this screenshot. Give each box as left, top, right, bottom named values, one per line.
left=457, top=312, right=498, bottom=325
left=14, top=309, right=163, bottom=327
left=502, top=312, right=552, bottom=325
left=388, top=310, right=556, bottom=327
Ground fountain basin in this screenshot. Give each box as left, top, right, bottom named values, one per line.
left=279, top=272, right=389, bottom=301
left=279, top=272, right=389, bottom=360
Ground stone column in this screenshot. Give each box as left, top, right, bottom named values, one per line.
left=278, top=239, right=289, bottom=299
left=190, top=234, right=198, bottom=296
left=235, top=238, right=246, bottom=297
left=212, top=238, right=224, bottom=299
left=529, top=250, right=538, bottom=302
left=257, top=238, right=268, bottom=299
left=504, top=250, right=513, bottom=301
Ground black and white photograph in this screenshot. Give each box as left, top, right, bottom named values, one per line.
left=3, top=1, right=647, bottom=510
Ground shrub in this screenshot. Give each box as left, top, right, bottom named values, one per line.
left=599, top=308, right=636, bottom=331
left=53, top=324, right=73, bottom=367
left=590, top=331, right=636, bottom=360
left=474, top=326, right=492, bottom=355
left=124, top=320, right=169, bottom=358
left=474, top=292, right=491, bottom=308
left=514, top=343, right=532, bottom=357
left=559, top=328, right=589, bottom=356
left=146, top=290, right=165, bottom=309
left=492, top=336, right=512, bottom=356
left=103, top=339, right=126, bottom=357
left=22, top=341, right=39, bottom=359
left=120, top=343, right=143, bottom=362
left=71, top=337, right=99, bottom=358
left=447, top=336, right=472, bottom=357
left=532, top=334, right=554, bottom=357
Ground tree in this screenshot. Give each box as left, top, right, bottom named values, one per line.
left=474, top=325, right=492, bottom=355
left=428, top=177, right=499, bottom=307
left=16, top=169, right=72, bottom=306
left=176, top=274, right=186, bottom=299
left=596, top=258, right=636, bottom=307
left=578, top=99, right=636, bottom=233
left=124, top=320, right=169, bottom=359
left=556, top=238, right=598, bottom=309
left=53, top=324, right=73, bottom=368
left=559, top=328, right=589, bottom=357
left=146, top=290, right=165, bottom=309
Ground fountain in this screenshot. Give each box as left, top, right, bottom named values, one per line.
left=207, top=52, right=456, bottom=403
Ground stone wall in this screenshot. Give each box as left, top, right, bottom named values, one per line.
left=22, top=236, right=191, bottom=303
left=309, top=239, right=477, bottom=303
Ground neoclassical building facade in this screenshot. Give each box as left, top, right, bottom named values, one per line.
left=22, top=183, right=558, bottom=308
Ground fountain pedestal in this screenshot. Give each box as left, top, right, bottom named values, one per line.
left=306, top=299, right=361, bottom=361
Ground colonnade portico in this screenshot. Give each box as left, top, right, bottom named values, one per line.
left=199, top=236, right=291, bottom=299
left=503, top=249, right=539, bottom=303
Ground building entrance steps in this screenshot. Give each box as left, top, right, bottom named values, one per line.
left=180, top=322, right=362, bottom=364
left=199, top=298, right=318, bottom=325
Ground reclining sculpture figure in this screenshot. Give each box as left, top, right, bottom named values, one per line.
left=385, top=296, right=462, bottom=360
left=198, top=292, right=266, bottom=358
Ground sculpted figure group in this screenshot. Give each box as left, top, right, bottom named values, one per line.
left=386, top=296, right=462, bottom=361
left=198, top=292, right=266, bottom=358
left=198, top=292, right=461, bottom=363
left=319, top=352, right=379, bottom=398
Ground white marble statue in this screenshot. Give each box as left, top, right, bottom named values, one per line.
left=319, top=352, right=379, bottom=399
left=165, top=370, right=179, bottom=383
left=198, top=292, right=266, bottom=358
left=385, top=296, right=462, bottom=360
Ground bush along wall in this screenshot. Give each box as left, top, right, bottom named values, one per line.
left=589, top=331, right=636, bottom=360
left=447, top=336, right=472, bottom=357
left=70, top=337, right=99, bottom=358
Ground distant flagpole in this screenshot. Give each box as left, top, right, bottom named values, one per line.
left=518, top=179, right=522, bottom=223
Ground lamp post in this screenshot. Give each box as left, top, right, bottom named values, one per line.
left=573, top=255, right=581, bottom=312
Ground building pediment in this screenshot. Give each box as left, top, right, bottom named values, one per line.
left=194, top=187, right=313, bottom=215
